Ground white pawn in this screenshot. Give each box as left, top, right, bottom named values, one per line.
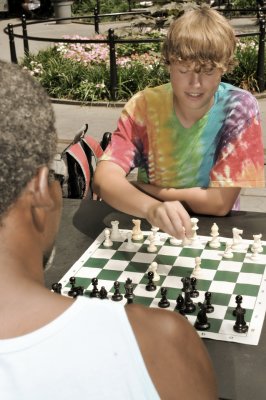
left=190, top=217, right=200, bottom=245
left=192, top=257, right=202, bottom=278
left=223, top=242, right=234, bottom=259
left=151, top=226, right=160, bottom=244
left=148, top=261, right=160, bottom=281
left=209, top=223, right=220, bottom=248
left=103, top=228, right=113, bottom=247
left=170, top=236, right=180, bottom=246
left=125, top=232, right=137, bottom=251
left=251, top=234, right=263, bottom=253
left=110, top=220, right=123, bottom=241
left=147, top=233, right=157, bottom=253
left=251, top=242, right=260, bottom=260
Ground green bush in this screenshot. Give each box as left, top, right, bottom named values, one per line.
left=21, top=35, right=263, bottom=102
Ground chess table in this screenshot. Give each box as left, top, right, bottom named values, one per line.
left=45, top=199, right=266, bottom=400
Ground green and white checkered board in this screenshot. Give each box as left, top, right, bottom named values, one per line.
left=59, top=229, right=266, bottom=345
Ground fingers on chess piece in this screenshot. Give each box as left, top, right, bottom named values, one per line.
left=146, top=271, right=157, bottom=291
left=194, top=302, right=210, bottom=331
left=112, top=281, right=123, bottom=301
left=158, top=287, right=170, bottom=308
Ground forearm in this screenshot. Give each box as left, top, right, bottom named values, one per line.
left=135, top=183, right=240, bottom=216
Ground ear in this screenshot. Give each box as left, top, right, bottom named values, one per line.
left=27, top=166, right=54, bottom=208
left=27, top=167, right=54, bottom=233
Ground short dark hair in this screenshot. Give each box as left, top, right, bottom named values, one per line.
left=0, top=60, right=57, bottom=219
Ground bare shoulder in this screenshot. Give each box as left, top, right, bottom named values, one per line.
left=125, top=304, right=218, bottom=400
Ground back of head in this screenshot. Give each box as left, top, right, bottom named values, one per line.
left=0, top=61, right=57, bottom=220
left=162, top=4, right=237, bottom=73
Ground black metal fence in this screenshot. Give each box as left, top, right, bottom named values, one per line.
left=3, top=7, right=266, bottom=100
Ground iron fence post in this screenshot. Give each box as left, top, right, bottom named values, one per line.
left=21, top=14, right=29, bottom=56
left=257, top=17, right=265, bottom=92
left=96, top=0, right=100, bottom=14
left=108, top=28, right=118, bottom=101
left=94, top=7, right=100, bottom=34
left=7, top=24, right=18, bottom=64
left=128, top=0, right=132, bottom=12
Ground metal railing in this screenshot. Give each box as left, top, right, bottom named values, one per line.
left=3, top=8, right=266, bottom=100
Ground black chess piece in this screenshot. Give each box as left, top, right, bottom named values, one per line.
left=233, top=303, right=249, bottom=333
left=190, top=277, right=199, bottom=298
left=146, top=271, right=156, bottom=291
left=194, top=302, right=210, bottom=331
left=90, top=277, right=100, bottom=298
left=124, top=278, right=135, bottom=304
left=183, top=285, right=196, bottom=314
left=112, top=281, right=123, bottom=301
left=204, top=291, right=214, bottom=313
left=181, top=276, right=191, bottom=292
left=99, top=286, right=108, bottom=299
left=158, top=287, right=170, bottom=308
left=175, top=294, right=187, bottom=317
left=51, top=282, right=62, bottom=294
left=69, top=276, right=76, bottom=290
left=233, top=294, right=245, bottom=316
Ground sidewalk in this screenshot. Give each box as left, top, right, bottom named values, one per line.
left=0, top=16, right=266, bottom=211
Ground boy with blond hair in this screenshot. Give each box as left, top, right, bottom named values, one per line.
left=94, top=5, right=265, bottom=239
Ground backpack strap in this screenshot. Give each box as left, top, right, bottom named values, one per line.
left=65, top=142, right=91, bottom=199
left=81, top=135, right=103, bottom=160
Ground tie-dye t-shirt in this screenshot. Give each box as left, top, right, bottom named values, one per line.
left=101, top=82, right=265, bottom=188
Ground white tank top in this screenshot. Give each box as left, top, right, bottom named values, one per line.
left=0, top=297, right=160, bottom=399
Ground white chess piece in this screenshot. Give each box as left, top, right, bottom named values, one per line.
left=251, top=234, right=263, bottom=253
left=110, top=220, right=123, bottom=241
left=148, top=261, right=160, bottom=281
left=190, top=217, right=200, bottom=245
left=132, top=219, right=144, bottom=241
left=251, top=242, right=260, bottom=260
left=170, top=236, right=180, bottom=246
left=125, top=232, right=137, bottom=251
left=232, top=227, right=243, bottom=250
left=209, top=223, right=220, bottom=248
left=223, top=241, right=234, bottom=259
left=192, top=257, right=202, bottom=277
left=147, top=233, right=157, bottom=253
left=103, top=228, right=113, bottom=247
left=151, top=226, right=160, bottom=244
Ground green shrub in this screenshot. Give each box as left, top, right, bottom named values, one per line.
left=21, top=35, right=263, bottom=102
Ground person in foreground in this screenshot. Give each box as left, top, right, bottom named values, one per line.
left=0, top=61, right=217, bottom=399
left=94, top=5, right=265, bottom=240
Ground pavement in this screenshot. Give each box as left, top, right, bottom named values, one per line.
left=0, top=15, right=266, bottom=211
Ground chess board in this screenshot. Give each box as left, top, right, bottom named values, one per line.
left=58, top=228, right=266, bottom=345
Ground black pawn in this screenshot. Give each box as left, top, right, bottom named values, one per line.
left=175, top=294, right=187, bottom=317
left=90, top=277, right=100, bottom=298
left=233, top=304, right=249, bottom=333
left=204, top=291, right=214, bottom=313
left=51, top=282, right=62, bottom=294
left=194, top=302, right=210, bottom=331
left=99, top=286, right=108, bottom=299
left=233, top=294, right=245, bottom=316
left=146, top=271, right=156, bottom=291
left=190, top=277, right=199, bottom=298
left=184, top=287, right=196, bottom=314
left=181, top=276, right=191, bottom=292
left=69, top=276, right=76, bottom=290
left=158, top=287, right=170, bottom=308
left=124, top=278, right=135, bottom=304
left=112, top=281, right=123, bottom=301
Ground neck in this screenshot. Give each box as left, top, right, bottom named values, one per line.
left=173, top=96, right=214, bottom=129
